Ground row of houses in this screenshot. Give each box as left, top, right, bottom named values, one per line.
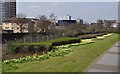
left=0, top=17, right=55, bottom=33
left=2, top=18, right=34, bottom=33
left=90, top=20, right=118, bottom=29
left=0, top=15, right=84, bottom=33
left=0, top=15, right=118, bottom=34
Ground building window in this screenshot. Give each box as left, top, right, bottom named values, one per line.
left=5, top=27, right=9, bottom=29
left=22, top=27, right=26, bottom=29
left=17, top=27, right=19, bottom=29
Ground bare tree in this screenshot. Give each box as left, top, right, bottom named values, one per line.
left=36, top=14, right=41, bottom=19
left=35, top=15, right=50, bottom=33
left=49, top=13, right=55, bottom=20
left=49, top=13, right=57, bottom=25
left=40, top=15, right=47, bottom=20
left=17, top=13, right=27, bottom=18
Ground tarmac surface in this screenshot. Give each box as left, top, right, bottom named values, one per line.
left=87, top=41, right=119, bottom=72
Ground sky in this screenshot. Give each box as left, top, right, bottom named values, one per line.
left=16, top=0, right=119, bottom=2
left=17, top=2, right=118, bottom=23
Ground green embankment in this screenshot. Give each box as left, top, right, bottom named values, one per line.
left=3, top=33, right=120, bottom=72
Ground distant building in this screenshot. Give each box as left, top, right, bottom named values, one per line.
left=0, top=0, right=16, bottom=24
left=90, top=23, right=99, bottom=31
left=0, top=2, right=2, bottom=25
left=103, top=20, right=117, bottom=28
left=58, top=20, right=76, bottom=26
left=2, top=18, right=34, bottom=33
left=57, top=15, right=76, bottom=26
left=0, top=25, right=2, bottom=33
left=110, top=23, right=118, bottom=28
left=76, top=18, right=83, bottom=24
left=97, top=20, right=104, bottom=24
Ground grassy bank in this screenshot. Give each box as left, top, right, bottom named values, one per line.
left=3, top=33, right=120, bottom=72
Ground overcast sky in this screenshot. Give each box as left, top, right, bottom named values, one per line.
left=17, top=2, right=118, bottom=23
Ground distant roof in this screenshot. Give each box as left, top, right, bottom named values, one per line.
left=26, top=18, right=39, bottom=20
left=3, top=18, right=33, bottom=23
left=58, top=20, right=76, bottom=23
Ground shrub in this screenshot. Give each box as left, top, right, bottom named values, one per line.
left=97, top=34, right=104, bottom=36
left=8, top=37, right=80, bottom=54
left=10, top=43, right=52, bottom=54
left=3, top=43, right=73, bottom=64
left=79, top=35, right=97, bottom=39
left=5, top=37, right=80, bottom=60
left=52, top=38, right=80, bottom=46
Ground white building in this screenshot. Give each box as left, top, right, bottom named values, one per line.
left=2, top=18, right=34, bottom=33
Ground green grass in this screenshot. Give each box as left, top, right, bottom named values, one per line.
left=3, top=33, right=120, bottom=72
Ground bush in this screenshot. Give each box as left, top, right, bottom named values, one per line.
left=3, top=43, right=74, bottom=64
left=8, top=38, right=80, bottom=53
left=79, top=34, right=97, bottom=39
left=97, top=34, right=104, bottom=36
left=10, top=43, right=52, bottom=54
left=50, top=37, right=81, bottom=46
left=79, top=33, right=108, bottom=39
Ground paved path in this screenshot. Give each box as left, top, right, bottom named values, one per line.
left=87, top=41, right=120, bottom=72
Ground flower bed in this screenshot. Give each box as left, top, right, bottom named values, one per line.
left=103, top=33, right=113, bottom=37
left=6, top=37, right=80, bottom=54
left=97, top=36, right=105, bottom=40
left=3, top=38, right=95, bottom=65
left=3, top=45, right=73, bottom=64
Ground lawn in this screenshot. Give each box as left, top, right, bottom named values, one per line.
left=3, top=33, right=120, bottom=72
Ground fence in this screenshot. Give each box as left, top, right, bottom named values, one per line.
left=2, top=33, right=66, bottom=44
left=2, top=33, right=66, bottom=54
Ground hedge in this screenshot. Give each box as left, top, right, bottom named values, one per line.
left=79, top=34, right=97, bottom=39
left=7, top=43, right=52, bottom=55
left=79, top=33, right=108, bottom=39
left=7, top=37, right=81, bottom=54
left=13, top=44, right=52, bottom=54
left=51, top=38, right=81, bottom=46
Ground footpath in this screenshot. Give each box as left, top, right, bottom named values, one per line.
left=86, top=41, right=119, bottom=72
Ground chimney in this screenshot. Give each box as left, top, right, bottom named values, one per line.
left=69, top=16, right=71, bottom=20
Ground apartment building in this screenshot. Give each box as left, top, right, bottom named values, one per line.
left=0, top=0, right=16, bottom=24
left=2, top=18, right=34, bottom=33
